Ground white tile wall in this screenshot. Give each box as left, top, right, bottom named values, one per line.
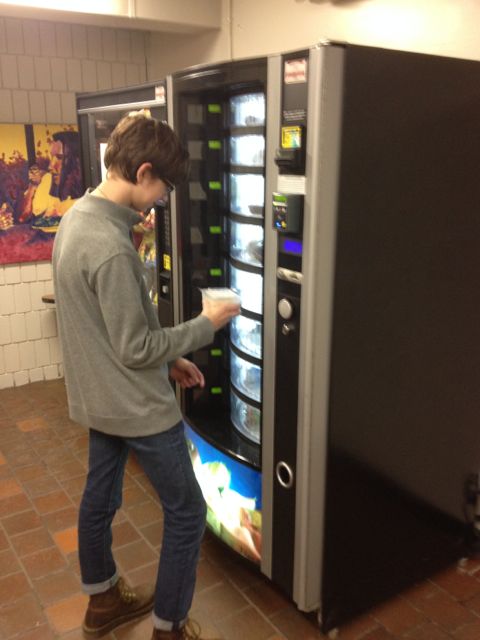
left=0, top=15, right=150, bottom=388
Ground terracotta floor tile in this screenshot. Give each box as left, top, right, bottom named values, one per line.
left=413, top=589, right=476, bottom=633
left=243, top=578, right=290, bottom=618
left=0, top=477, right=23, bottom=499
left=54, top=526, right=78, bottom=554
left=44, top=592, right=89, bottom=634
left=7, top=380, right=480, bottom=640
left=60, top=475, right=86, bottom=498
left=115, top=539, right=159, bottom=572
left=126, top=453, right=144, bottom=476
left=0, top=491, right=32, bottom=517
left=432, top=566, right=480, bottom=602
left=126, top=499, right=163, bottom=528
left=0, top=571, right=31, bottom=605
left=192, top=581, right=250, bottom=622
left=0, top=528, right=9, bottom=550
left=15, top=463, right=50, bottom=483
left=34, top=569, right=81, bottom=605
left=126, top=561, right=159, bottom=587
left=361, top=629, right=396, bottom=640
left=13, top=624, right=55, bottom=640
left=216, top=606, right=278, bottom=640
left=139, top=521, right=164, bottom=549
left=112, top=520, right=142, bottom=548
left=22, top=475, right=62, bottom=498
left=270, top=607, right=326, bottom=640
left=454, top=620, right=480, bottom=640
left=17, top=416, right=49, bottom=432
left=195, top=557, right=225, bottom=592
left=7, top=448, right=40, bottom=468
left=0, top=593, right=47, bottom=638
left=0, top=451, right=5, bottom=464
left=42, top=505, right=78, bottom=532
left=10, top=526, right=55, bottom=556
left=370, top=596, right=427, bottom=635
left=22, top=546, right=68, bottom=579
left=33, top=489, right=73, bottom=514
left=122, top=484, right=151, bottom=507
left=2, top=508, right=42, bottom=536
left=51, top=459, right=86, bottom=482
left=0, top=549, right=21, bottom=577
left=336, top=614, right=379, bottom=640
left=402, top=622, right=453, bottom=639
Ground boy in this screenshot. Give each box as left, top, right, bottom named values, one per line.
left=53, top=111, right=239, bottom=639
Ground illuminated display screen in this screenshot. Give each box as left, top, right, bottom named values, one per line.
left=280, top=237, right=303, bottom=256
left=184, top=423, right=262, bottom=564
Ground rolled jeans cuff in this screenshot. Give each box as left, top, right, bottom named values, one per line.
left=152, top=612, right=188, bottom=631
left=82, top=571, right=119, bottom=595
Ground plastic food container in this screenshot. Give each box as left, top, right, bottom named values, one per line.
left=200, top=288, right=241, bottom=305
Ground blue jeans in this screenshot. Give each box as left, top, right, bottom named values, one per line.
left=78, top=421, right=207, bottom=629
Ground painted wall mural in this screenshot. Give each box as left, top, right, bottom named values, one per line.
left=0, top=124, right=83, bottom=265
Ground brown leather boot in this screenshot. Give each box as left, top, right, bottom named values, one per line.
left=82, top=576, right=154, bottom=636
left=151, top=619, right=222, bottom=639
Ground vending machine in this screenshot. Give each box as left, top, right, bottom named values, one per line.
left=169, top=43, right=480, bottom=632
left=76, top=81, right=175, bottom=327
left=77, top=43, right=480, bottom=632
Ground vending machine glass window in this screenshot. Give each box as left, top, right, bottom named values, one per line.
left=173, top=63, right=267, bottom=565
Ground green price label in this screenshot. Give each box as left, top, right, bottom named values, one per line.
left=210, top=387, right=223, bottom=395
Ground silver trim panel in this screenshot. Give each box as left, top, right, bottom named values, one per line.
left=293, top=44, right=345, bottom=612
left=261, top=54, right=282, bottom=580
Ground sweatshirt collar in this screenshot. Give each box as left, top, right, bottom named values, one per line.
left=84, top=189, right=144, bottom=228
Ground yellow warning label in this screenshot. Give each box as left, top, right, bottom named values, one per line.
left=163, top=254, right=171, bottom=271
left=281, top=126, right=302, bottom=149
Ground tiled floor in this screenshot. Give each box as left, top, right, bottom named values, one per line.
left=1, top=380, right=480, bottom=640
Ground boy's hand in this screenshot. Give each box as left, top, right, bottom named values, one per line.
left=201, top=298, right=240, bottom=330
left=170, top=358, right=205, bottom=388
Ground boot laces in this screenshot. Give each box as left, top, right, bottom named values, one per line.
left=117, top=577, right=137, bottom=604
left=180, top=619, right=201, bottom=639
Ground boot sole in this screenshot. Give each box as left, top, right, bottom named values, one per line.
left=82, top=600, right=154, bottom=637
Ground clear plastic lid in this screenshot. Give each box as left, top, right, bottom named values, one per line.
left=200, top=288, right=241, bottom=304
left=230, top=389, right=261, bottom=444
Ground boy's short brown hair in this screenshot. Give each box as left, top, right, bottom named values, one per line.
left=104, top=111, right=189, bottom=185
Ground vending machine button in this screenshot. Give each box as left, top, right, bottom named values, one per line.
left=278, top=298, right=294, bottom=320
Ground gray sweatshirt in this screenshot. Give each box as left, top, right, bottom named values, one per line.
left=52, top=191, right=214, bottom=437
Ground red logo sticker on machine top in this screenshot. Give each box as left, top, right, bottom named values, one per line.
left=284, top=59, right=308, bottom=84
left=155, top=85, right=166, bottom=104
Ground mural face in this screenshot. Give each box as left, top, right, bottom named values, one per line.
left=0, top=124, right=82, bottom=265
